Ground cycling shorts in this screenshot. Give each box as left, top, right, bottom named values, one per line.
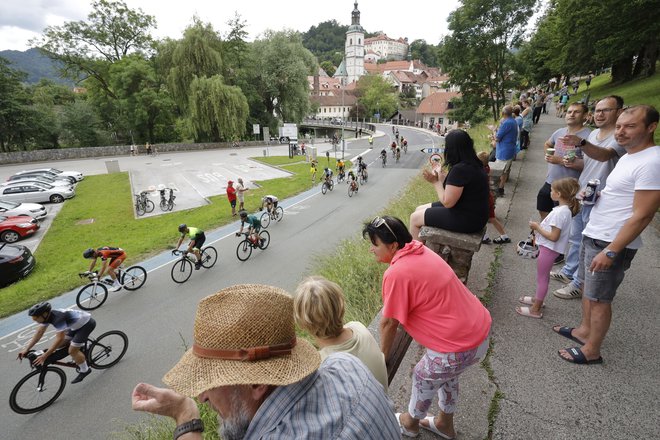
left=191, top=233, right=206, bottom=250
left=109, top=253, right=126, bottom=269
left=66, top=318, right=97, bottom=347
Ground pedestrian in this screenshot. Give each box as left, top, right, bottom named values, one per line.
left=520, top=99, right=533, bottom=150
left=494, top=105, right=518, bottom=196
left=130, top=144, right=135, bottom=156
left=533, top=92, right=543, bottom=124
left=146, top=142, right=152, bottom=156
left=585, top=75, right=592, bottom=90
left=131, top=285, right=400, bottom=439
left=300, top=142, right=306, bottom=156
left=235, top=177, right=248, bottom=211
left=477, top=152, right=510, bottom=245
left=363, top=216, right=491, bottom=439
left=293, top=276, right=388, bottom=391
left=516, top=177, right=580, bottom=318
left=556, top=105, right=660, bottom=365
left=310, top=159, right=318, bottom=183
left=226, top=180, right=237, bottom=216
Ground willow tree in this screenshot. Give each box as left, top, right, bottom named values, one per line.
left=188, top=75, right=248, bottom=142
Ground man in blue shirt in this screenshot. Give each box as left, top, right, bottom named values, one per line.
left=495, top=105, right=518, bottom=196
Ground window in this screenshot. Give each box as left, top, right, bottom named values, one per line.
left=350, top=38, right=353, bottom=45
left=359, top=38, right=361, bottom=44
left=439, top=118, right=444, bottom=125
left=4, top=187, right=22, bottom=194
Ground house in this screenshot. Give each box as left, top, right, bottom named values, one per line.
left=416, top=91, right=461, bottom=131
left=364, top=33, right=408, bottom=61
left=310, top=94, right=358, bottom=120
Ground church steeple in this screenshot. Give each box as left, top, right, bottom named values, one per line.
left=351, top=2, right=361, bottom=26
left=344, top=1, right=365, bottom=84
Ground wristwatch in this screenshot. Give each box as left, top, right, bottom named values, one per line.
left=578, top=138, right=587, bottom=147
left=173, top=419, right=204, bottom=440
left=603, top=248, right=617, bottom=259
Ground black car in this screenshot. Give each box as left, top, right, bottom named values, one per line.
left=0, top=243, right=36, bottom=288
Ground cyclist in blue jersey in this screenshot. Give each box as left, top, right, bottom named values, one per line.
left=236, top=210, right=262, bottom=245
left=175, top=224, right=205, bottom=269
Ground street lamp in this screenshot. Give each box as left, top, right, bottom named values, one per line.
left=341, top=76, right=346, bottom=160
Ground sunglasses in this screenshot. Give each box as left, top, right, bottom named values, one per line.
left=371, top=216, right=399, bottom=242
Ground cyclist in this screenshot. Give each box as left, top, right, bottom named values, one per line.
left=357, top=156, right=368, bottom=182
left=336, top=158, right=345, bottom=174
left=260, top=195, right=279, bottom=214
left=83, top=247, right=126, bottom=292
left=395, top=145, right=401, bottom=162
left=380, top=148, right=388, bottom=166
left=395, top=129, right=400, bottom=142
left=236, top=210, right=262, bottom=245
left=402, top=138, right=408, bottom=152
left=391, top=126, right=395, bottom=134
left=18, top=302, right=96, bottom=384
left=390, top=141, right=397, bottom=156
left=347, top=170, right=359, bottom=192
left=368, top=135, right=373, bottom=146
left=322, top=167, right=334, bottom=185
left=175, top=224, right=205, bottom=270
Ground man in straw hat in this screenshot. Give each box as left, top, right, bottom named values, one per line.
left=131, top=284, right=399, bottom=439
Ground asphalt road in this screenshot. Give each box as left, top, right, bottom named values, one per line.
left=0, top=125, right=440, bottom=439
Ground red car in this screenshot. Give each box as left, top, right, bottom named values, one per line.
left=0, top=215, right=39, bottom=243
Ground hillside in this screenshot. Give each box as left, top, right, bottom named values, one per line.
left=0, top=48, right=71, bottom=85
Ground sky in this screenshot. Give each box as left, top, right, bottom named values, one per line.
left=0, top=0, right=461, bottom=52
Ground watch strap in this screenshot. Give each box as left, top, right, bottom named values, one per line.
left=173, top=419, right=204, bottom=440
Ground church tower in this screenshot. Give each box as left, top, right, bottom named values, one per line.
left=345, top=1, right=365, bottom=83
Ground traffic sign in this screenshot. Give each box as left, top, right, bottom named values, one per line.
left=420, top=147, right=444, bottom=154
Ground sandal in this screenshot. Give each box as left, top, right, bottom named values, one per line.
left=518, top=296, right=545, bottom=307
left=515, top=306, right=543, bottom=319
left=396, top=413, right=419, bottom=438
left=558, top=346, right=603, bottom=365
left=420, top=416, right=455, bottom=439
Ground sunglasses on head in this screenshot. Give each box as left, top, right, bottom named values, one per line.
left=371, top=216, right=398, bottom=242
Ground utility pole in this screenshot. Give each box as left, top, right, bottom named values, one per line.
left=341, top=68, right=346, bottom=160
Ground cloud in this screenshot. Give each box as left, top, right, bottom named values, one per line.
left=0, top=0, right=88, bottom=33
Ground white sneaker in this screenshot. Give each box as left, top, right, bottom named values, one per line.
left=550, top=271, right=572, bottom=284
left=553, top=285, right=581, bottom=299
left=110, top=282, right=122, bottom=292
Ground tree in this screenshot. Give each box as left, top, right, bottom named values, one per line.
left=0, top=58, right=34, bottom=151
left=320, top=61, right=336, bottom=77
left=60, top=100, right=106, bottom=148
left=410, top=40, right=441, bottom=67
left=302, top=20, right=349, bottom=65
left=355, top=75, right=398, bottom=119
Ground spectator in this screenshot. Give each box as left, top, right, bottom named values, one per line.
left=533, top=91, right=543, bottom=124
left=293, top=276, right=388, bottom=391
left=131, top=284, right=400, bottom=439
left=520, top=99, right=533, bottom=150
left=556, top=105, right=660, bottom=364
left=409, top=130, right=489, bottom=238
left=516, top=177, right=580, bottom=318
left=226, top=180, right=237, bottom=216
left=551, top=96, right=626, bottom=299
left=513, top=105, right=523, bottom=154
left=146, top=142, right=152, bottom=155
left=477, top=151, right=510, bottom=245
left=130, top=144, right=136, bottom=156
left=494, top=105, right=518, bottom=196
left=363, top=216, right=491, bottom=439
left=235, top=177, right=248, bottom=211
left=585, top=74, right=592, bottom=90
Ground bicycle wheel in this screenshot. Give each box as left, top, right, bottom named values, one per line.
left=329, top=180, right=334, bottom=191
left=76, top=283, right=108, bottom=311
left=260, top=211, right=271, bottom=228
left=167, top=199, right=175, bottom=211
left=348, top=185, right=354, bottom=197
left=87, top=330, right=129, bottom=369
left=9, top=367, right=67, bottom=414
left=122, top=266, right=147, bottom=291
left=200, top=246, right=218, bottom=268
left=159, top=200, right=168, bottom=211
left=359, top=174, right=366, bottom=185
left=236, top=240, right=252, bottom=261
left=258, top=230, right=271, bottom=250
left=274, top=206, right=284, bottom=222
left=321, top=182, right=328, bottom=194
left=171, top=259, right=193, bottom=283
left=135, top=202, right=145, bottom=216
left=144, top=199, right=155, bottom=213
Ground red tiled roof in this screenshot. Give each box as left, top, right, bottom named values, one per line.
left=417, top=92, right=461, bottom=115
left=311, top=94, right=358, bottom=106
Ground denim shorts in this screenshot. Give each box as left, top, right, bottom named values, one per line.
left=581, top=236, right=637, bottom=303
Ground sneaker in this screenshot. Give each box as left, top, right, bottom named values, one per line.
left=481, top=237, right=492, bottom=244
left=195, top=262, right=202, bottom=270
left=109, top=283, right=122, bottom=292
left=71, top=368, right=92, bottom=384
left=550, top=271, right=572, bottom=284
left=553, top=254, right=565, bottom=265
left=493, top=236, right=511, bottom=244
left=553, top=285, right=582, bottom=299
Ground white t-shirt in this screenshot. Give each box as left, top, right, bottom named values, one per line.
left=536, top=204, right=572, bottom=254
left=583, top=146, right=660, bottom=249
left=546, top=127, right=592, bottom=184
left=579, top=130, right=626, bottom=192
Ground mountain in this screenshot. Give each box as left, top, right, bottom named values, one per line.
left=0, top=48, right=72, bottom=85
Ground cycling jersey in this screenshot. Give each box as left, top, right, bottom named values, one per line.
left=324, top=169, right=333, bottom=177
left=242, top=214, right=262, bottom=229
left=183, top=227, right=204, bottom=239
left=359, top=162, right=368, bottom=170
left=40, top=309, right=91, bottom=332
left=263, top=195, right=278, bottom=203
left=96, top=247, right=125, bottom=260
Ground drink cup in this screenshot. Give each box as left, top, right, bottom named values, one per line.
left=546, top=148, right=555, bottom=156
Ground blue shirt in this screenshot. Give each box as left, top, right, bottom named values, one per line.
left=495, top=117, right=518, bottom=161
left=244, top=353, right=400, bottom=439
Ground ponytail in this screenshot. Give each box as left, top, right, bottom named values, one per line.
left=551, top=177, right=581, bottom=217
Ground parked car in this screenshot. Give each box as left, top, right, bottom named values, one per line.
left=0, top=200, right=47, bottom=220
left=0, top=243, right=36, bottom=287
left=0, top=182, right=75, bottom=204
left=0, top=215, right=39, bottom=243
left=2, top=175, right=75, bottom=189
left=9, top=170, right=76, bottom=185
left=17, top=167, right=83, bottom=182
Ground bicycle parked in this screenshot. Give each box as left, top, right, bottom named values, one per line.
left=159, top=188, right=176, bottom=212
left=235, top=230, right=270, bottom=261
left=11, top=330, right=128, bottom=414
left=76, top=264, right=147, bottom=310
left=134, top=191, right=155, bottom=216
left=260, top=205, right=284, bottom=228
left=170, top=247, right=217, bottom=283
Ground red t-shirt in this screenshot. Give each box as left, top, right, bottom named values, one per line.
left=226, top=186, right=236, bottom=202
left=382, top=240, right=491, bottom=353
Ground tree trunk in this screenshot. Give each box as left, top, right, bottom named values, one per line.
left=611, top=54, right=633, bottom=84
left=632, top=46, right=645, bottom=78
left=642, top=40, right=658, bottom=77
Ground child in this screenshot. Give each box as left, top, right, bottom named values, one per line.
left=516, top=177, right=580, bottom=318
left=477, top=151, right=510, bottom=245
left=294, top=276, right=388, bottom=391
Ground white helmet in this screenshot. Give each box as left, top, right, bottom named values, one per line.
left=517, top=239, right=539, bottom=259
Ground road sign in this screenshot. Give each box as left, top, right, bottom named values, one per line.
left=420, top=147, right=444, bottom=154
left=253, top=124, right=260, bottom=135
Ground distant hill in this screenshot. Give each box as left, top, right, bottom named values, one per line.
left=0, top=48, right=72, bottom=85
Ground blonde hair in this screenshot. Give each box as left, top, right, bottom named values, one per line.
left=476, top=151, right=489, bottom=167
left=293, top=276, right=345, bottom=339
left=551, top=177, right=581, bottom=216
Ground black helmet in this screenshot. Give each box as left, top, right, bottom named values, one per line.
left=239, top=210, right=248, bottom=218
left=82, top=248, right=95, bottom=259
left=28, top=302, right=51, bottom=317
left=178, top=224, right=187, bottom=233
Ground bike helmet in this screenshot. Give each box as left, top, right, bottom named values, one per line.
left=178, top=224, right=187, bottom=233
left=28, top=302, right=52, bottom=317
left=517, top=238, right=539, bottom=259
left=239, top=210, right=248, bottom=218
left=82, top=248, right=96, bottom=259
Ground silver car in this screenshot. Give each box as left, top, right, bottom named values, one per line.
left=2, top=176, right=74, bottom=190
left=0, top=200, right=47, bottom=220
left=9, top=170, right=76, bottom=185
left=0, top=182, right=75, bottom=204
left=14, top=167, right=84, bottom=182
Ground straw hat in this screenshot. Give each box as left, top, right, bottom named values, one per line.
left=163, top=284, right=320, bottom=397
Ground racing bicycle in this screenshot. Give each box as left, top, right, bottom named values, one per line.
left=321, top=177, right=334, bottom=194
left=10, top=330, right=128, bottom=414
left=381, top=154, right=387, bottom=167
left=134, top=191, right=155, bottom=216
left=170, top=247, right=218, bottom=283
left=235, top=230, right=270, bottom=261
left=336, top=169, right=346, bottom=183
left=348, top=179, right=359, bottom=197
left=77, top=265, right=147, bottom=310
left=260, top=206, right=284, bottom=228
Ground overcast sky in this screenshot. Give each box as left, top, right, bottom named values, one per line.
left=0, top=0, right=461, bottom=52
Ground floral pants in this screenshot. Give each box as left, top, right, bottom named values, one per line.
left=408, top=337, right=489, bottom=417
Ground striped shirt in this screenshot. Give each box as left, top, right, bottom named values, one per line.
left=245, top=352, right=399, bottom=439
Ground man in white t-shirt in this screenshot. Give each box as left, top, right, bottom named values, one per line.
left=550, top=96, right=627, bottom=298
left=555, top=105, right=660, bottom=365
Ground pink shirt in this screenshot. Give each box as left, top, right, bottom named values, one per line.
left=382, top=240, right=491, bottom=353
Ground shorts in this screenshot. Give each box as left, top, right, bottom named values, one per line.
left=191, top=233, right=206, bottom=250
left=425, top=202, right=487, bottom=234
left=66, top=318, right=96, bottom=347
left=495, top=159, right=513, bottom=176
left=108, top=253, right=126, bottom=269
left=581, top=236, right=637, bottom=303
left=536, top=182, right=557, bottom=213
left=230, top=200, right=236, bottom=208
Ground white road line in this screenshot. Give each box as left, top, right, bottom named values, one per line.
left=181, top=174, right=211, bottom=203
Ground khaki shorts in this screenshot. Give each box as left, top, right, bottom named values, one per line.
left=495, top=159, right=513, bottom=176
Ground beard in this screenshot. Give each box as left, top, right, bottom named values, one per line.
left=217, top=392, right=252, bottom=440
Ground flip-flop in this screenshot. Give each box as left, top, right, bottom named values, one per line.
left=518, top=296, right=545, bottom=307
left=420, top=415, right=456, bottom=439
left=558, top=346, right=603, bottom=365
left=552, top=326, right=585, bottom=345
left=395, top=413, right=419, bottom=438
left=515, top=306, right=543, bottom=319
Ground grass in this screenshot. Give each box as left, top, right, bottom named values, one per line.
left=0, top=156, right=349, bottom=318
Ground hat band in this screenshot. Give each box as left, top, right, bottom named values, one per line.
left=192, top=337, right=297, bottom=361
